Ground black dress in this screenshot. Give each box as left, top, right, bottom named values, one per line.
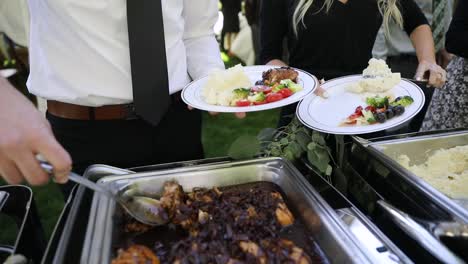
left=221, top=0, right=242, bottom=33
left=260, top=0, right=428, bottom=80
left=260, top=0, right=428, bottom=126
left=446, top=0, right=468, bottom=59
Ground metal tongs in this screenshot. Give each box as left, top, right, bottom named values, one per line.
left=39, top=161, right=168, bottom=226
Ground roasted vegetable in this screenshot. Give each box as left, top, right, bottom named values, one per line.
left=391, top=96, right=414, bottom=107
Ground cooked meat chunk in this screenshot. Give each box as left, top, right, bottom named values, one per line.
left=239, top=241, right=267, bottom=264
left=275, top=202, right=295, bottom=227
left=124, top=221, right=152, bottom=233
left=262, top=67, right=299, bottom=85
left=111, top=245, right=160, bottom=264
left=160, top=181, right=185, bottom=218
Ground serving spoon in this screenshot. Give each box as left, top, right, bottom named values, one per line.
left=39, top=161, right=169, bottom=226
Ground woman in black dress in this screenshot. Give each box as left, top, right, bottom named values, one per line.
left=260, top=0, right=447, bottom=125
left=421, top=0, right=468, bottom=130
left=221, top=0, right=242, bottom=51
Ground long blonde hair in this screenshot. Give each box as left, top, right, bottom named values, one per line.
left=292, top=0, right=403, bottom=36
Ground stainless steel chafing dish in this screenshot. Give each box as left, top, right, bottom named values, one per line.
left=79, top=157, right=386, bottom=264
left=354, top=129, right=468, bottom=223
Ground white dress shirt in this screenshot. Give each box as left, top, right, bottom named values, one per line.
left=26, top=0, right=225, bottom=106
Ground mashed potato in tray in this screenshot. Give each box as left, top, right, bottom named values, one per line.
left=397, top=145, right=468, bottom=199
left=202, top=64, right=252, bottom=106
left=347, top=58, right=401, bottom=95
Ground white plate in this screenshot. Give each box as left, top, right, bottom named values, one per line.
left=0, top=69, right=17, bottom=78
left=296, top=75, right=425, bottom=135
left=182, top=65, right=318, bottom=113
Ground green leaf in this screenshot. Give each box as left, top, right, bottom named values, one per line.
left=288, top=142, right=303, bottom=159
left=307, top=147, right=330, bottom=173
left=296, top=131, right=311, bottom=151
left=228, top=135, right=261, bottom=160
left=257, top=128, right=277, bottom=142
left=283, top=149, right=295, bottom=161
left=280, top=138, right=289, bottom=145
left=312, top=131, right=326, bottom=146
left=307, top=142, right=318, bottom=151
left=325, top=165, right=333, bottom=176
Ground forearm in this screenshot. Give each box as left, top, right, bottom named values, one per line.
left=185, top=36, right=224, bottom=78
left=410, top=24, right=436, bottom=64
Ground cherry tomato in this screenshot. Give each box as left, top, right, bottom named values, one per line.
left=253, top=100, right=267, bottom=105
left=278, top=88, right=293, bottom=98
left=365, top=106, right=376, bottom=113
left=251, top=85, right=272, bottom=94
left=266, top=93, right=284, bottom=103
left=236, top=100, right=251, bottom=107
left=355, top=106, right=363, bottom=115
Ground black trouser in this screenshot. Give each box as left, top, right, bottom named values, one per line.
left=46, top=99, right=204, bottom=197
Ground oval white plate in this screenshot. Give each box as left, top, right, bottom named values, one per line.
left=182, top=65, right=318, bottom=113
left=296, top=75, right=425, bottom=135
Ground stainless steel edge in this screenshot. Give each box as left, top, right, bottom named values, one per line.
left=80, top=166, right=134, bottom=264
left=378, top=201, right=465, bottom=264
left=365, top=141, right=468, bottom=223
left=83, top=158, right=378, bottom=264
left=0, top=191, right=9, bottom=212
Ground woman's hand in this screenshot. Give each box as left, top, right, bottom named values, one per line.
left=414, top=61, right=447, bottom=88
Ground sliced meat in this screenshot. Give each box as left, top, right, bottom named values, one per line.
left=262, top=67, right=299, bottom=85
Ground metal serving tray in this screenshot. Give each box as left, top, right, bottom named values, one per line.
left=81, top=158, right=381, bottom=264
left=357, top=130, right=468, bottom=223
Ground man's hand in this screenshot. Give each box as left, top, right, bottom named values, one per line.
left=0, top=77, right=71, bottom=185
left=414, top=61, right=447, bottom=88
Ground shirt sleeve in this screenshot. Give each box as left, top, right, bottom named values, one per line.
left=259, top=0, right=288, bottom=64
left=399, top=0, right=429, bottom=35
left=446, top=0, right=468, bottom=58
left=183, top=0, right=225, bottom=80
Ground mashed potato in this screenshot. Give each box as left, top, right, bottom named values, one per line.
left=202, top=64, right=252, bottom=106
left=397, top=145, right=468, bottom=199
left=347, top=58, right=401, bottom=94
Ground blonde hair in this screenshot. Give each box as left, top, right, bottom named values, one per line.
left=292, top=0, right=403, bottom=36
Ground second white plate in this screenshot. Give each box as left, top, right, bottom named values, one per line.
left=296, top=75, right=425, bottom=135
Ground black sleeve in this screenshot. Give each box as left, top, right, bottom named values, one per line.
left=446, top=0, right=468, bottom=58
left=259, top=0, right=288, bottom=64
left=399, top=0, right=429, bottom=35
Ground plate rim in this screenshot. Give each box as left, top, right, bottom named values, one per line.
left=181, top=65, right=319, bottom=113
left=296, top=74, right=425, bottom=135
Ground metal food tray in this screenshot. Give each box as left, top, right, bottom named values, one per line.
left=81, top=158, right=379, bottom=264
left=357, top=130, right=468, bottom=223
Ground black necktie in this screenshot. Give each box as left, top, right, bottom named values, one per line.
left=127, top=0, right=171, bottom=125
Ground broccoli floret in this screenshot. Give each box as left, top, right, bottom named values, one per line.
left=248, top=92, right=266, bottom=102
left=232, top=88, right=250, bottom=100
left=280, top=79, right=303, bottom=93
left=366, top=96, right=389, bottom=108
left=391, top=96, right=414, bottom=107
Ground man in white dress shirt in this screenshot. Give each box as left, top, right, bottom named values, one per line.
left=0, top=0, right=225, bottom=191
